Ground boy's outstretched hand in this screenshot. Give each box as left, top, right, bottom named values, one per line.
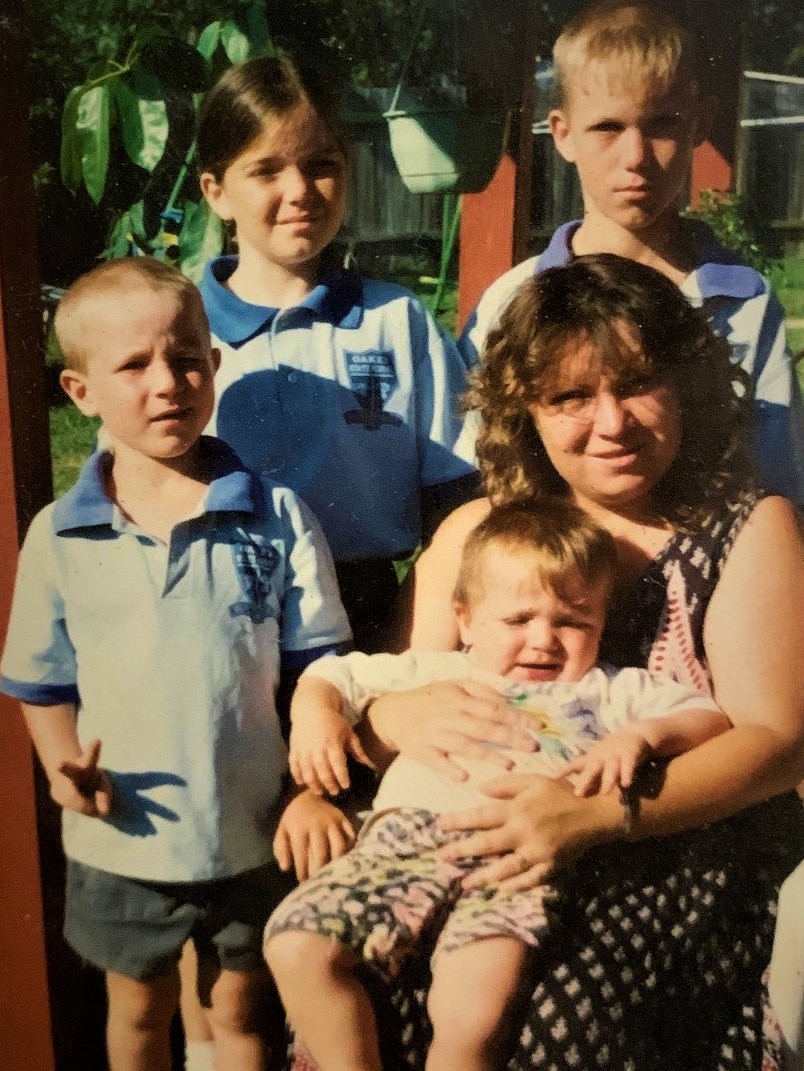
left=55, top=738, right=114, bottom=817
left=557, top=730, right=652, bottom=797
left=289, top=705, right=374, bottom=797
left=273, top=790, right=356, bottom=881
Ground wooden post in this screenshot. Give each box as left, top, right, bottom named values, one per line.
left=688, top=0, right=748, bottom=201
left=457, top=1, right=538, bottom=331
left=0, top=0, right=57, bottom=1067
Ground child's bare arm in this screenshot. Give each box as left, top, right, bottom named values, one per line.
left=561, top=707, right=732, bottom=796
left=21, top=701, right=113, bottom=817
left=289, top=676, right=373, bottom=796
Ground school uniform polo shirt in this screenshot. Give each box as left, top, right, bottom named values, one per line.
left=458, top=219, right=804, bottom=503
left=200, top=258, right=476, bottom=562
left=0, top=438, right=351, bottom=882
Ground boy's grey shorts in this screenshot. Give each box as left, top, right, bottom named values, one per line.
left=64, top=858, right=296, bottom=981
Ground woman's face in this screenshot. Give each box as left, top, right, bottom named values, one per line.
left=527, top=332, right=682, bottom=516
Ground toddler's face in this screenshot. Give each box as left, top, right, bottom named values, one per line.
left=201, top=101, right=347, bottom=276
left=60, top=287, right=219, bottom=464
left=456, top=546, right=608, bottom=683
left=549, top=60, right=708, bottom=236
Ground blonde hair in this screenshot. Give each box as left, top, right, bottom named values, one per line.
left=54, top=258, right=209, bottom=373
left=466, top=254, right=754, bottom=530
left=453, top=499, right=617, bottom=610
left=553, top=1, right=701, bottom=107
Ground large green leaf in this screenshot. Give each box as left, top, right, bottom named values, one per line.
left=244, top=3, right=274, bottom=56
left=77, top=84, right=111, bottom=204
left=60, top=85, right=86, bottom=194
left=221, top=20, right=250, bottom=65
left=196, top=21, right=222, bottom=61
left=141, top=35, right=208, bottom=93
left=114, top=69, right=168, bottom=173
left=178, top=199, right=225, bottom=283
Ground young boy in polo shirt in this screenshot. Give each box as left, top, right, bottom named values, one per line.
left=458, top=0, right=804, bottom=504
left=0, top=258, right=354, bottom=1071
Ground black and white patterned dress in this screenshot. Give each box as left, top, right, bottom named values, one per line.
left=292, top=495, right=804, bottom=1071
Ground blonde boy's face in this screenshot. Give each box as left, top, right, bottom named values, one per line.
left=200, top=102, right=347, bottom=277
left=456, top=545, right=608, bottom=684
left=549, top=61, right=710, bottom=236
left=59, top=286, right=220, bottom=464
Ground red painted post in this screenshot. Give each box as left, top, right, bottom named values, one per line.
left=689, top=1, right=748, bottom=202
left=0, top=0, right=57, bottom=1067
left=457, top=2, right=538, bottom=332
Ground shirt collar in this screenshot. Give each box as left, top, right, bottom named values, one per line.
left=536, top=218, right=764, bottom=300
left=537, top=221, right=579, bottom=269
left=681, top=218, right=766, bottom=300
left=53, top=437, right=266, bottom=534
left=200, top=255, right=365, bottom=346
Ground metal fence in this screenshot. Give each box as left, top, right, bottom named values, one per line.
left=738, top=71, right=804, bottom=254
left=342, top=88, right=444, bottom=246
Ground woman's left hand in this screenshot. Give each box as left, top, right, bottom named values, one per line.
left=438, top=773, right=619, bottom=891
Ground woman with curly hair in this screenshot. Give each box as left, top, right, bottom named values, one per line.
left=334, top=254, right=804, bottom=1070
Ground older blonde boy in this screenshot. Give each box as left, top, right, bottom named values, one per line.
left=458, top=0, right=804, bottom=503
left=0, top=258, right=353, bottom=1071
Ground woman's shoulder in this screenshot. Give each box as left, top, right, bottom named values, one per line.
left=715, top=493, right=801, bottom=573
left=681, top=491, right=794, bottom=577
left=432, top=498, right=492, bottom=545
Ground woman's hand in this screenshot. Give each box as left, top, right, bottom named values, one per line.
left=273, top=790, right=356, bottom=881
left=438, top=772, right=621, bottom=891
left=362, top=679, right=538, bottom=781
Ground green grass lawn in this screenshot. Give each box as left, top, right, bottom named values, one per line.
left=49, top=404, right=100, bottom=498
left=771, top=256, right=804, bottom=321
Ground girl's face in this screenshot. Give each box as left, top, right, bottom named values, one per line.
left=527, top=330, right=682, bottom=517
left=201, top=102, right=347, bottom=277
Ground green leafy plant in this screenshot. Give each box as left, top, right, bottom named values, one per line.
left=683, top=189, right=774, bottom=275
left=59, top=3, right=274, bottom=279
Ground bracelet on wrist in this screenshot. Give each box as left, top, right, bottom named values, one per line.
left=619, top=785, right=639, bottom=838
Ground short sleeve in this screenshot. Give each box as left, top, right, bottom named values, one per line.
left=600, top=666, right=720, bottom=733
left=0, top=508, right=80, bottom=705
left=407, top=300, right=477, bottom=488
left=271, top=485, right=352, bottom=664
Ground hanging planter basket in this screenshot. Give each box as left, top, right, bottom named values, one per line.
left=382, top=0, right=511, bottom=195
left=384, top=105, right=509, bottom=194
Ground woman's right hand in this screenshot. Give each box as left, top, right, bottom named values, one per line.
left=362, top=679, right=538, bottom=781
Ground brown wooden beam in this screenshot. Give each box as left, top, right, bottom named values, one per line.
left=457, top=1, right=538, bottom=331
left=0, top=0, right=57, bottom=1066
left=688, top=0, right=747, bottom=201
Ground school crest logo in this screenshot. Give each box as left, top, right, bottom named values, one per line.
left=344, top=349, right=402, bottom=431
left=229, top=538, right=280, bottom=624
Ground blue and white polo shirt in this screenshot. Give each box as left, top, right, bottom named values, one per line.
left=457, top=219, right=804, bottom=504
left=201, top=258, right=476, bottom=561
left=0, top=438, right=352, bottom=882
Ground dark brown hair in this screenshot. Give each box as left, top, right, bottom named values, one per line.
left=197, top=55, right=348, bottom=181
left=466, top=253, right=755, bottom=529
